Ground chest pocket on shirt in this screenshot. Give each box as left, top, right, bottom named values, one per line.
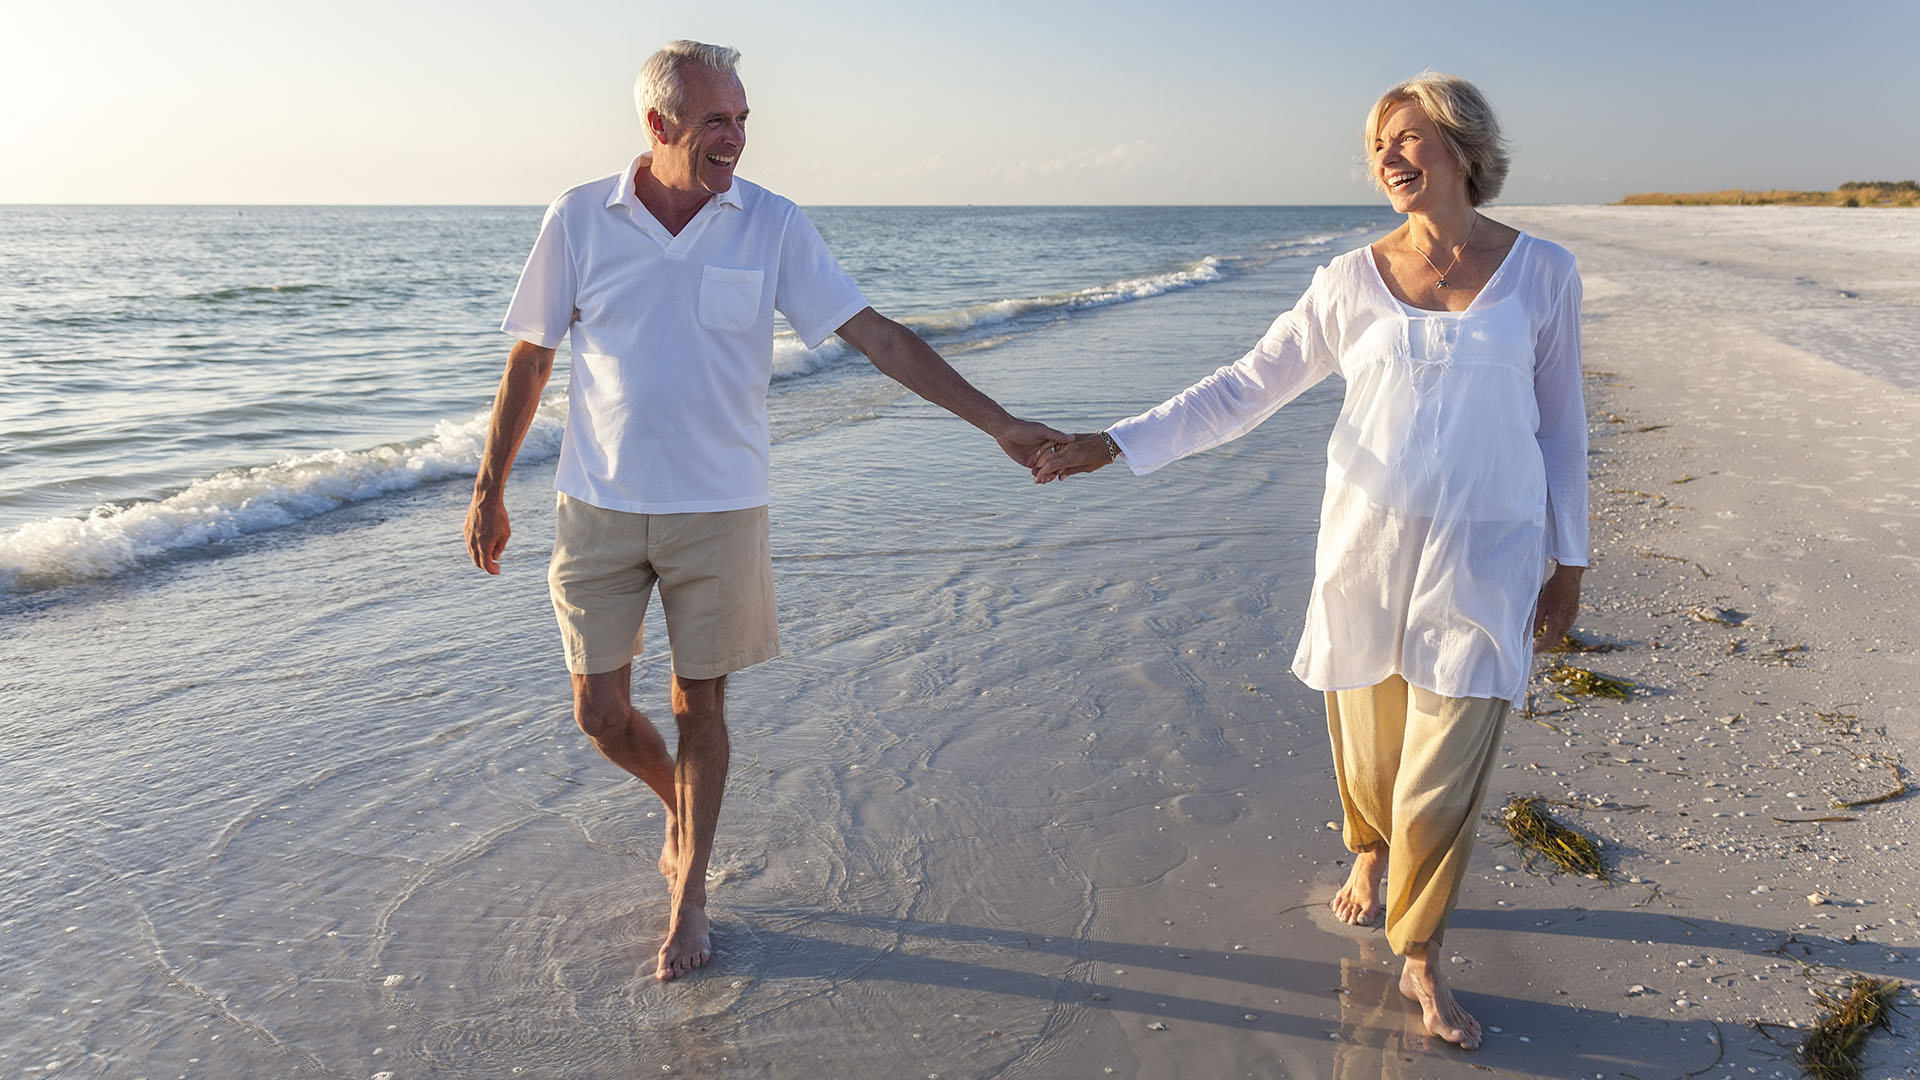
left=698, top=266, right=764, bottom=332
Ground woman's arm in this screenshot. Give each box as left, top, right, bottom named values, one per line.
left=1532, top=264, right=1588, bottom=648
left=1535, top=268, right=1588, bottom=569
left=1035, top=267, right=1340, bottom=483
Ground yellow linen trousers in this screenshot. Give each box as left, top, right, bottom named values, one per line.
left=1325, top=675, right=1510, bottom=956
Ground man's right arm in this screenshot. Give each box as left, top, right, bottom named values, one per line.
left=465, top=339, right=556, bottom=574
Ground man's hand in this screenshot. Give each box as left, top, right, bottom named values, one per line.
left=1033, top=432, right=1117, bottom=483
left=1531, top=563, right=1585, bottom=652
left=994, top=419, right=1072, bottom=469
left=466, top=495, right=511, bottom=575
left=464, top=339, right=554, bottom=575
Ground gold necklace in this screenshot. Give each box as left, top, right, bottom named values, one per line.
left=1412, top=214, right=1477, bottom=288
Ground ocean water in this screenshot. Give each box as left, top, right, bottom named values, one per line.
left=0, top=204, right=1380, bottom=591
left=0, top=202, right=1507, bottom=1078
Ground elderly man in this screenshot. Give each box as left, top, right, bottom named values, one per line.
left=464, top=40, right=1062, bottom=981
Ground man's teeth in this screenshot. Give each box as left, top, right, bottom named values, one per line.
left=708, top=155, right=736, bottom=165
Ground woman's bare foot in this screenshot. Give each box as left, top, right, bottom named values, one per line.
left=1330, top=847, right=1387, bottom=926
left=1398, top=941, right=1481, bottom=1049
left=656, top=903, right=711, bottom=981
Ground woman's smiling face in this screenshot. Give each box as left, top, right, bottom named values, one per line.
left=1372, top=100, right=1468, bottom=214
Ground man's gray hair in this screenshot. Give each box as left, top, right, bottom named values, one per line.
left=634, top=40, right=742, bottom=127
left=1364, top=72, right=1511, bottom=207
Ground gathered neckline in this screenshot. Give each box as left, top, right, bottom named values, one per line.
left=1366, top=232, right=1527, bottom=316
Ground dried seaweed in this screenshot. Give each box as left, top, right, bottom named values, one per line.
left=1544, top=661, right=1636, bottom=701
left=1834, top=758, right=1908, bottom=810
left=1795, top=977, right=1902, bottom=1080
left=1547, top=631, right=1620, bottom=654
left=1498, top=796, right=1609, bottom=880
left=1814, top=705, right=1861, bottom=735
left=1640, top=550, right=1713, bottom=578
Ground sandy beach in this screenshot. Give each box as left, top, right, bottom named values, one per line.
left=1405, top=204, right=1920, bottom=1078
left=6, top=204, right=1918, bottom=1079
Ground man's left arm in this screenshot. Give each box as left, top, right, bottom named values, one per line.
left=835, top=307, right=1066, bottom=468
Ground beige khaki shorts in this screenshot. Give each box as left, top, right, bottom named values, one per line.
left=548, top=493, right=779, bottom=678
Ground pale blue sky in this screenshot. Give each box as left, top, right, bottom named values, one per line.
left=2, top=0, right=1913, bottom=205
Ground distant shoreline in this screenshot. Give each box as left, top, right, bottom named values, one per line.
left=1617, top=180, right=1918, bottom=207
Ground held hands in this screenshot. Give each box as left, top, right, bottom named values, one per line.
left=994, top=418, right=1073, bottom=470
left=1032, top=432, right=1118, bottom=484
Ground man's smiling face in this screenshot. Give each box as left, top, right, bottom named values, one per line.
left=653, top=64, right=749, bottom=197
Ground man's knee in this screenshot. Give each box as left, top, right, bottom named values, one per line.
left=572, top=672, right=634, bottom=741
left=574, top=697, right=629, bottom=742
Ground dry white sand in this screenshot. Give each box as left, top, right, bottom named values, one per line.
left=1465, top=205, right=1920, bottom=1078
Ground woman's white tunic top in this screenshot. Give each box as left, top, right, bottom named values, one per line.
left=1108, top=234, right=1587, bottom=704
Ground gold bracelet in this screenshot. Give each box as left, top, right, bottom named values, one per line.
left=1099, top=430, right=1123, bottom=462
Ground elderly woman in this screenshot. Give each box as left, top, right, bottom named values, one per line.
left=1036, top=72, right=1586, bottom=1049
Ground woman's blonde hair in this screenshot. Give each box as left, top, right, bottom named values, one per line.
left=1365, top=72, right=1510, bottom=206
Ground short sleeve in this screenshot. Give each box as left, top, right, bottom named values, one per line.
left=500, top=202, right=576, bottom=348
left=773, top=208, right=870, bottom=348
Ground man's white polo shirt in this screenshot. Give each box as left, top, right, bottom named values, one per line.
left=501, top=154, right=869, bottom=514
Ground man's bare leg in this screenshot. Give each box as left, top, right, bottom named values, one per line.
left=659, top=673, right=728, bottom=981
left=1398, top=939, right=1482, bottom=1049
left=572, top=667, right=680, bottom=877
left=1330, top=845, right=1387, bottom=926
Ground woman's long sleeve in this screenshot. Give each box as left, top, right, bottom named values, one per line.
left=1107, top=269, right=1337, bottom=475
left=1533, top=270, right=1588, bottom=566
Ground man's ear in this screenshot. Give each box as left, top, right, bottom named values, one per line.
left=646, top=108, right=669, bottom=144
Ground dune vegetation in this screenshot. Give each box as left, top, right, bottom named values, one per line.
left=1618, top=180, right=1919, bottom=207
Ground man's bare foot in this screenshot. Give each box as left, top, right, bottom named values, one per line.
left=1330, top=847, right=1387, bottom=926
left=656, top=904, right=711, bottom=981
left=1398, top=943, right=1481, bottom=1049
left=657, top=814, right=679, bottom=879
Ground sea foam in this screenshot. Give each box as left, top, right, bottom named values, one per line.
left=768, top=256, right=1225, bottom=378
left=0, top=399, right=569, bottom=592
left=2, top=253, right=1236, bottom=591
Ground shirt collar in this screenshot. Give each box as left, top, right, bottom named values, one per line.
left=608, top=151, right=744, bottom=214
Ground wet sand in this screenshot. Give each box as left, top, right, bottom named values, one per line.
left=644, top=205, right=1920, bottom=1077
left=8, top=206, right=1919, bottom=1078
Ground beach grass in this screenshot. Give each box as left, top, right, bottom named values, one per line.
left=1618, top=180, right=1919, bottom=207
left=1795, top=976, right=1903, bottom=1080
left=1543, top=661, right=1636, bottom=701
left=1498, top=796, right=1609, bottom=880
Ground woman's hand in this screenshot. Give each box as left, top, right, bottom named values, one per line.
left=1531, top=564, right=1585, bottom=652
left=1033, top=433, right=1117, bottom=483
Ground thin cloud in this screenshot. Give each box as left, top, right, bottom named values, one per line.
left=1036, top=139, right=1156, bottom=177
